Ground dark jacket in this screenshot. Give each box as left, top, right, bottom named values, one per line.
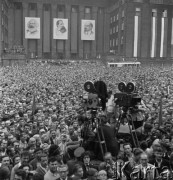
left=100, top=124, right=119, bottom=156
left=149, top=158, right=170, bottom=174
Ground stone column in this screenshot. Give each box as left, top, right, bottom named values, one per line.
left=22, top=2, right=28, bottom=57
left=37, top=3, right=43, bottom=58
left=0, top=1, right=2, bottom=62
left=91, top=6, right=97, bottom=58
left=79, top=6, right=84, bottom=59
left=104, top=9, right=110, bottom=53
left=65, top=4, right=71, bottom=58
left=51, top=4, right=57, bottom=58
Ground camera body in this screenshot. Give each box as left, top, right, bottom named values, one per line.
left=114, top=93, right=141, bottom=107
left=82, top=93, right=99, bottom=109
left=114, top=82, right=141, bottom=108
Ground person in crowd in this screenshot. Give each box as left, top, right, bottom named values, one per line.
left=58, top=165, right=71, bottom=180
left=122, top=143, right=133, bottom=162
left=149, top=147, right=169, bottom=174
left=122, top=148, right=143, bottom=180
left=81, top=151, right=97, bottom=179
left=33, top=153, right=48, bottom=180
left=1, top=61, right=173, bottom=180
left=131, top=153, right=159, bottom=180
left=99, top=152, right=120, bottom=179
left=71, top=164, right=83, bottom=180
left=44, top=157, right=59, bottom=180
left=14, top=169, right=27, bottom=180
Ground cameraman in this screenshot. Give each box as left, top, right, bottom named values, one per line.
left=77, top=114, right=95, bottom=151
left=98, top=115, right=119, bottom=157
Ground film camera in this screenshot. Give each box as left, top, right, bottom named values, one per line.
left=81, top=80, right=108, bottom=111
left=114, top=82, right=141, bottom=107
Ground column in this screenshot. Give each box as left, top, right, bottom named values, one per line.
left=156, top=9, right=162, bottom=58
left=104, top=9, right=110, bottom=53
left=22, top=2, right=28, bottom=56
left=37, top=3, right=43, bottom=58
left=8, top=4, right=15, bottom=48
left=65, top=4, right=71, bottom=58
left=167, top=8, right=172, bottom=58
left=0, top=1, right=2, bottom=61
left=91, top=6, right=97, bottom=58
left=79, top=6, right=84, bottom=58
left=51, top=4, right=57, bottom=58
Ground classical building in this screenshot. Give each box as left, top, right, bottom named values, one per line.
left=0, top=0, right=111, bottom=61
left=109, top=0, right=173, bottom=59
left=1, top=0, right=173, bottom=62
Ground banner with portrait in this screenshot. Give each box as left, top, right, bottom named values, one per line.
left=25, top=17, right=40, bottom=39
left=81, top=20, right=95, bottom=40
left=53, top=18, right=68, bottom=40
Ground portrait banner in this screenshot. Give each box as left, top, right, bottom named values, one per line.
left=25, top=17, right=40, bottom=39
left=81, top=20, right=95, bottom=40
left=53, top=18, right=68, bottom=40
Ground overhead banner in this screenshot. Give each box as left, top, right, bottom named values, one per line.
left=25, top=17, right=40, bottom=39
left=53, top=18, right=68, bottom=40
left=81, top=20, right=95, bottom=40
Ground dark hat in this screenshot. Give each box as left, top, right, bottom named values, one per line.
left=48, top=144, right=60, bottom=157
left=0, top=166, right=10, bottom=179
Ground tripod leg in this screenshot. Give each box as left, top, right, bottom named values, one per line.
left=126, top=115, right=137, bottom=147
left=127, top=114, right=140, bottom=147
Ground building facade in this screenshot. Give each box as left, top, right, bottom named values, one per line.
left=109, top=0, right=173, bottom=59
left=0, top=0, right=112, bottom=60
left=0, top=0, right=9, bottom=58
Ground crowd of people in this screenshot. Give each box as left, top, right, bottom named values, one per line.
left=0, top=61, right=173, bottom=180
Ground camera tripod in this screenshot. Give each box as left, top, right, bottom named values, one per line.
left=81, top=109, right=107, bottom=160
left=115, top=107, right=140, bottom=148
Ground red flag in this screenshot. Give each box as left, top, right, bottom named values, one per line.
left=32, top=95, right=36, bottom=116
left=159, top=97, right=163, bottom=127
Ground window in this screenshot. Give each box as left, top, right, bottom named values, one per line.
left=114, top=16, right=116, bottom=22
left=110, top=40, right=112, bottom=47
left=122, top=0, right=125, bottom=4
left=15, top=3, right=22, bottom=10
left=113, top=27, right=115, bottom=33
left=29, top=3, right=36, bottom=10
left=162, top=10, right=167, bottom=18
left=110, top=17, right=112, bottom=23
left=72, top=6, right=78, bottom=13
left=1, top=17, right=4, bottom=25
left=121, top=36, right=124, bottom=44
left=44, top=4, right=50, bottom=11
left=99, top=8, right=103, bottom=14
left=116, top=25, right=119, bottom=32
left=116, top=38, right=118, bottom=46
left=117, top=13, right=119, bottom=20
left=85, top=7, right=91, bottom=14
left=58, top=5, right=64, bottom=12
left=122, top=10, right=125, bottom=17
left=152, top=9, right=157, bottom=17
left=135, top=8, right=141, bottom=16
left=110, top=28, right=112, bottom=35
left=121, top=22, right=124, bottom=30
left=113, top=39, right=115, bottom=47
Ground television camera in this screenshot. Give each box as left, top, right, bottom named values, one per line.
left=114, top=82, right=141, bottom=108
left=81, top=80, right=108, bottom=111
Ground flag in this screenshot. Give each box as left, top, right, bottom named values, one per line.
left=32, top=95, right=36, bottom=116
left=159, top=97, right=163, bottom=127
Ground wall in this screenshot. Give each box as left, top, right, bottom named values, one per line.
left=8, top=0, right=110, bottom=59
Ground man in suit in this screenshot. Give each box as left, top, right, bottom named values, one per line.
left=58, top=165, right=72, bottom=180
left=131, top=153, right=159, bottom=180
left=99, top=115, right=119, bottom=157
left=33, top=153, right=48, bottom=180
left=81, top=151, right=97, bottom=179
left=149, top=148, right=169, bottom=174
